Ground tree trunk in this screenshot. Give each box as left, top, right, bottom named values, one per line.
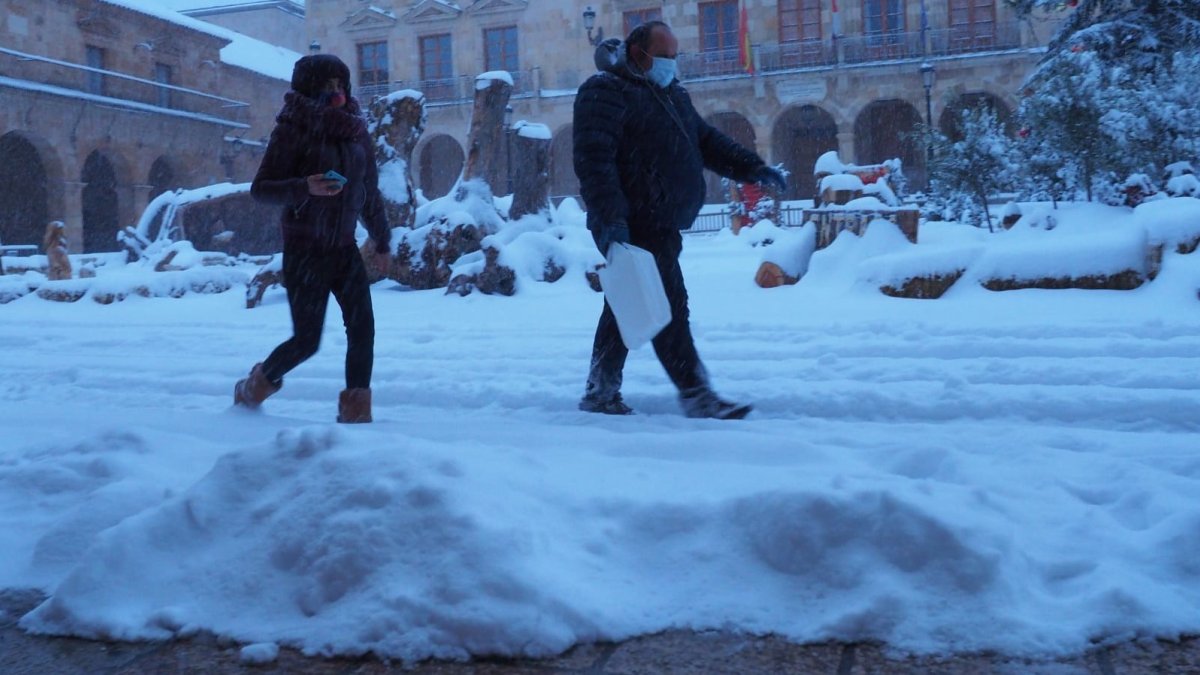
left=459, top=74, right=513, bottom=200
left=369, top=92, right=426, bottom=231
left=509, top=123, right=552, bottom=221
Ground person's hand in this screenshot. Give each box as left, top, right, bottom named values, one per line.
left=307, top=174, right=343, bottom=197
left=596, top=223, right=630, bottom=256
left=751, top=166, right=787, bottom=194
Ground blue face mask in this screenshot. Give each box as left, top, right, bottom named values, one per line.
left=645, top=57, right=676, bottom=88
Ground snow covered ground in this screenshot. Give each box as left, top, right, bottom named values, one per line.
left=2, top=210, right=1200, bottom=663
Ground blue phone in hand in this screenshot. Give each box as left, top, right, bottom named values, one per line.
left=324, top=169, right=348, bottom=186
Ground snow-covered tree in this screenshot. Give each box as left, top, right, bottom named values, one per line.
left=926, top=108, right=1019, bottom=231
left=1008, top=0, right=1200, bottom=201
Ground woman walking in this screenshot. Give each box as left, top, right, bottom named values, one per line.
left=234, top=53, right=392, bottom=423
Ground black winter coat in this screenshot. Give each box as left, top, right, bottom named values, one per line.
left=573, top=43, right=766, bottom=234
left=251, top=92, right=390, bottom=251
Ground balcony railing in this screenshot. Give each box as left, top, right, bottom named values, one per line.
left=840, top=30, right=928, bottom=63
left=928, top=21, right=1023, bottom=56
left=0, top=47, right=249, bottom=128
left=678, top=47, right=748, bottom=80
left=757, top=39, right=838, bottom=71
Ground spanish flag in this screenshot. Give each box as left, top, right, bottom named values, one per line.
left=739, top=0, right=754, bottom=74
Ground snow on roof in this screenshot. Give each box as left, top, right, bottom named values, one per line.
left=153, top=0, right=304, bottom=11
left=100, top=0, right=230, bottom=40
left=219, top=34, right=302, bottom=81
left=100, top=0, right=302, bottom=82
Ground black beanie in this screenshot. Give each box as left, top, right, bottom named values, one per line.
left=290, top=54, right=353, bottom=99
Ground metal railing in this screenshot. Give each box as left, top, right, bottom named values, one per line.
left=677, top=21, right=1027, bottom=81
left=678, top=47, right=748, bottom=80
left=927, top=21, right=1023, bottom=57
left=683, top=204, right=813, bottom=234
left=840, top=30, right=928, bottom=64
left=0, top=47, right=249, bottom=128
left=757, top=39, right=837, bottom=72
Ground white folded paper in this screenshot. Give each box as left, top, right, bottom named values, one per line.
left=597, top=243, right=672, bottom=349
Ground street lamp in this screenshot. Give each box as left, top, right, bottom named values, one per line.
left=309, top=40, right=321, bottom=54
left=920, top=61, right=936, bottom=187
left=583, top=6, right=604, bottom=46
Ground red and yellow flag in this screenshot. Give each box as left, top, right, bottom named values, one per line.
left=739, top=0, right=754, bottom=74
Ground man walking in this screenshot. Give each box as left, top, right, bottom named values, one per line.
left=574, top=21, right=786, bottom=418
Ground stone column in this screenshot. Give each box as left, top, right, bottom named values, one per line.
left=837, top=131, right=856, bottom=165
left=60, top=180, right=85, bottom=254
left=132, top=184, right=154, bottom=229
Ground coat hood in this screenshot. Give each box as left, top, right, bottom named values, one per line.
left=593, top=38, right=651, bottom=83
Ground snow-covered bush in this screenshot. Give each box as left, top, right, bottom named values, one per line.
left=926, top=107, right=1019, bottom=230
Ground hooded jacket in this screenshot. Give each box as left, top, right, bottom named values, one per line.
left=251, top=54, right=390, bottom=251
left=573, top=39, right=766, bottom=235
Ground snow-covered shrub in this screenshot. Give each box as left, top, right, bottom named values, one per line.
left=927, top=107, right=1019, bottom=231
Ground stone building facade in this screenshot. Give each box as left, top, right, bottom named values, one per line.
left=0, top=0, right=296, bottom=253
left=309, top=0, right=1063, bottom=204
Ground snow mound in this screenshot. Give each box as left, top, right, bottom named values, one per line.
left=23, top=418, right=1200, bottom=660
left=759, top=222, right=817, bottom=279
left=860, top=245, right=983, bottom=289
left=1136, top=197, right=1200, bottom=252
left=974, top=225, right=1148, bottom=282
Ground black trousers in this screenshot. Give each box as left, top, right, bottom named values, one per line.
left=586, top=228, right=709, bottom=400
left=262, top=244, right=375, bottom=389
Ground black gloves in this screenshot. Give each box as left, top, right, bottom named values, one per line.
left=595, top=222, right=630, bottom=256
left=751, top=165, right=788, bottom=193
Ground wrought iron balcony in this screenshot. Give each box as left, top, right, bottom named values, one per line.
left=679, top=20, right=1026, bottom=80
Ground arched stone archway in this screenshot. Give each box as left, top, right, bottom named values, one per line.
left=82, top=151, right=123, bottom=252
left=771, top=105, right=839, bottom=201
left=418, top=134, right=465, bottom=200
left=854, top=99, right=925, bottom=189
left=0, top=132, right=51, bottom=247
left=938, top=92, right=1014, bottom=141
left=549, top=124, right=579, bottom=201
left=704, top=112, right=757, bottom=204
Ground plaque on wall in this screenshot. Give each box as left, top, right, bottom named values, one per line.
left=774, top=79, right=827, bottom=106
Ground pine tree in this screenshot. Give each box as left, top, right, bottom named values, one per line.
left=1008, top=0, right=1200, bottom=200
left=927, top=108, right=1019, bottom=231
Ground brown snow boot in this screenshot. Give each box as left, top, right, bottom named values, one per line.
left=233, top=363, right=281, bottom=409
left=337, top=388, right=373, bottom=424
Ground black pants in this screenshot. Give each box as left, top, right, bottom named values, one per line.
left=262, top=244, right=375, bottom=389
left=586, top=228, right=708, bottom=400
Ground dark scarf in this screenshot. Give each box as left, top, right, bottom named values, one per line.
left=277, top=91, right=367, bottom=140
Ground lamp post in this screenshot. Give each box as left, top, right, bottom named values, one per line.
left=583, top=6, right=604, bottom=46
left=920, top=61, right=936, bottom=188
